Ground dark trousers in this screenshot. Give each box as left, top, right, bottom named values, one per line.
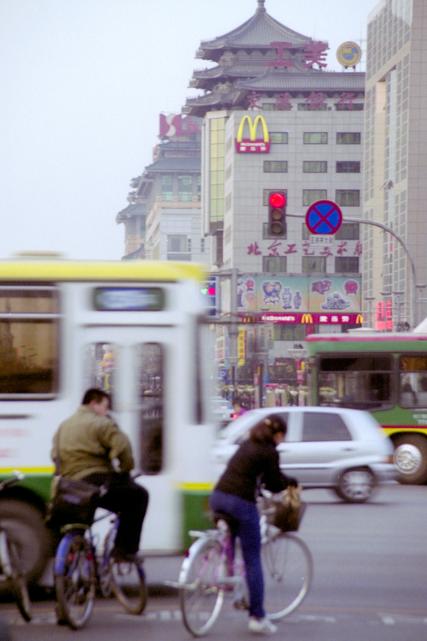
left=210, top=489, right=264, bottom=618
left=83, top=472, right=149, bottom=555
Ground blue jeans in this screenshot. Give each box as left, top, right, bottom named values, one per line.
left=210, top=490, right=264, bottom=618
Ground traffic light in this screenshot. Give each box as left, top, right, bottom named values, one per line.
left=201, top=276, right=217, bottom=316
left=268, top=191, right=287, bottom=236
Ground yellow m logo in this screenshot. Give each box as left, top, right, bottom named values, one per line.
left=301, top=313, right=314, bottom=324
left=235, top=114, right=270, bottom=153
left=356, top=314, right=364, bottom=325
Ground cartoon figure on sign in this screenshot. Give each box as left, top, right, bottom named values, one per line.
left=344, top=280, right=359, bottom=295
left=322, top=292, right=350, bottom=310
left=262, top=281, right=282, bottom=305
left=312, top=279, right=332, bottom=295
left=281, top=287, right=293, bottom=309
left=237, top=277, right=255, bottom=309
left=293, top=291, right=302, bottom=309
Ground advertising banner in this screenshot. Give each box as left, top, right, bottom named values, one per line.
left=236, top=274, right=361, bottom=320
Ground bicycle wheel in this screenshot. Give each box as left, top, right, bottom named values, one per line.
left=262, top=532, right=313, bottom=620
left=54, top=532, right=96, bottom=630
left=110, top=559, right=147, bottom=615
left=179, top=536, right=225, bottom=637
left=4, top=536, right=32, bottom=622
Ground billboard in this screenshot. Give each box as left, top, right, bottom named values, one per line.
left=236, top=274, right=362, bottom=322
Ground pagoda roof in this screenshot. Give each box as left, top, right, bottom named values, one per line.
left=196, top=0, right=312, bottom=62
left=116, top=202, right=146, bottom=223
left=237, top=69, right=366, bottom=92
left=144, top=156, right=200, bottom=174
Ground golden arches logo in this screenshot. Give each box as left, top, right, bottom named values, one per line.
left=356, top=313, right=364, bottom=325
left=235, top=114, right=270, bottom=153
left=301, top=313, right=314, bottom=324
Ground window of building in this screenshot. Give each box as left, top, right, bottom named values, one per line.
left=272, top=325, right=307, bottom=341
left=303, top=132, right=328, bottom=144
left=303, top=161, right=328, bottom=173
left=263, top=160, right=288, bottom=173
left=303, top=189, right=327, bottom=206
left=302, top=256, right=327, bottom=273
left=335, top=223, right=359, bottom=240
left=335, top=257, right=359, bottom=273
left=336, top=161, right=361, bottom=173
left=262, top=256, right=288, bottom=272
left=335, top=190, right=360, bottom=206
left=270, top=132, right=288, bottom=144
left=178, top=175, right=193, bottom=202
left=161, top=175, right=174, bottom=201
left=336, top=132, right=361, bottom=144
left=167, top=234, right=191, bottom=261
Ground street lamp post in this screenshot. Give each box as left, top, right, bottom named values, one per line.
left=286, top=211, right=421, bottom=328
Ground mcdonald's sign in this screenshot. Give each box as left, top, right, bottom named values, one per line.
left=355, top=314, right=364, bottom=325
left=235, top=114, right=270, bottom=153
left=301, top=313, right=314, bottom=324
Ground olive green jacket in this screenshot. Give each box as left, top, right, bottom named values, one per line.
left=51, top=406, right=134, bottom=480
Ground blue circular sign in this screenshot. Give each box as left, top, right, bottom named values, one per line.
left=305, top=199, right=343, bottom=235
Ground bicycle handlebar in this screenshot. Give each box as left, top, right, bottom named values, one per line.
left=0, top=470, right=25, bottom=492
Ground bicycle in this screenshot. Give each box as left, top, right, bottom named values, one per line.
left=0, top=472, right=32, bottom=623
left=178, top=492, right=313, bottom=637
left=54, top=509, right=147, bottom=629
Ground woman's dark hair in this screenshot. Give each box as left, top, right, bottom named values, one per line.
left=249, top=414, right=287, bottom=444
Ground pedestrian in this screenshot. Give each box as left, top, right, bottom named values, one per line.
left=232, top=399, right=247, bottom=420
left=209, top=414, right=298, bottom=635
left=50, top=388, right=149, bottom=561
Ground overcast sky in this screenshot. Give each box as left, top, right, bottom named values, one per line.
left=0, top=0, right=376, bottom=260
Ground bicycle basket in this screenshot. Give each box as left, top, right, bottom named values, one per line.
left=268, top=487, right=306, bottom=532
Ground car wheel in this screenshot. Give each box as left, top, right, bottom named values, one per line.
left=393, top=434, right=427, bottom=484
left=335, top=468, right=376, bottom=503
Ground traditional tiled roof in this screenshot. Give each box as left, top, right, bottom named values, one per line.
left=196, top=0, right=311, bottom=61
left=237, top=70, right=366, bottom=92
left=116, top=202, right=146, bottom=223
left=144, top=156, right=200, bottom=173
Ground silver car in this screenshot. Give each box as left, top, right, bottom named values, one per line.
left=212, top=406, right=397, bottom=503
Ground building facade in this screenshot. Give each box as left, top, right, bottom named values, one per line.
left=363, top=0, right=427, bottom=329
left=184, top=0, right=366, bottom=404
left=117, top=114, right=210, bottom=264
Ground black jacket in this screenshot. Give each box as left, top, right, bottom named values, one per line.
left=214, top=439, right=291, bottom=503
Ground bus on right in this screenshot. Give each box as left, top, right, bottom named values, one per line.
left=305, top=330, right=427, bottom=484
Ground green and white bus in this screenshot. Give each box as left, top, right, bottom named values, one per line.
left=0, top=257, right=216, bottom=582
left=306, top=330, right=427, bottom=485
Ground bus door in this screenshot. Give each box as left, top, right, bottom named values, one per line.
left=78, top=326, right=181, bottom=553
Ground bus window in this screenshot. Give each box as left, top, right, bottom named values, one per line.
left=399, top=355, right=427, bottom=408
left=83, top=343, right=116, bottom=403
left=318, top=356, right=393, bottom=409
left=138, top=343, right=164, bottom=475
left=0, top=287, right=59, bottom=396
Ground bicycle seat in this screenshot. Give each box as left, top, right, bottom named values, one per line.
left=212, top=511, right=239, bottom=534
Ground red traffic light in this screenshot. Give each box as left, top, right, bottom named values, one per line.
left=269, top=192, right=287, bottom=208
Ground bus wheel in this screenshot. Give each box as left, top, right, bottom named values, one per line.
left=393, top=435, right=427, bottom=484
left=0, top=500, right=51, bottom=583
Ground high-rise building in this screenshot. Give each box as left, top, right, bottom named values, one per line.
left=363, top=0, right=427, bottom=328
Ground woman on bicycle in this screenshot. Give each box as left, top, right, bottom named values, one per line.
left=210, top=414, right=297, bottom=636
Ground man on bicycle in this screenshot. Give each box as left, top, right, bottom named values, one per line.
left=51, top=387, right=149, bottom=561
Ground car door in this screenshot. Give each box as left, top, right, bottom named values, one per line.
left=278, top=410, right=355, bottom=486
